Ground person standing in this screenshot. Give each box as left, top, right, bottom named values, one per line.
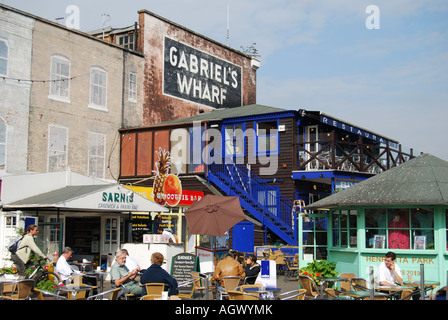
left=10, top=225, right=49, bottom=277
left=378, top=251, right=403, bottom=286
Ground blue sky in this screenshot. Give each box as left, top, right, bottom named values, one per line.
left=2, top=0, right=448, bottom=161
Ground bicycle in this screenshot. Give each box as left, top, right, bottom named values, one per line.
left=26, top=259, right=61, bottom=289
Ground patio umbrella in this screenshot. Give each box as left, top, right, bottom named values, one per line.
left=184, top=195, right=245, bottom=236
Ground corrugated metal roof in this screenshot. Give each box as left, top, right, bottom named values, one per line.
left=5, top=185, right=108, bottom=208
left=149, top=104, right=291, bottom=127
left=306, top=153, right=448, bottom=209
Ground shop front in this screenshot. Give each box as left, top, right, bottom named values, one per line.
left=0, top=171, right=168, bottom=268
left=122, top=184, right=205, bottom=251
left=306, top=154, right=448, bottom=291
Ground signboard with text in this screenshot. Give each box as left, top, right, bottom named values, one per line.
left=164, top=36, right=242, bottom=108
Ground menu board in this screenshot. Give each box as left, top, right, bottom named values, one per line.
left=132, top=214, right=151, bottom=242
left=170, top=253, right=199, bottom=293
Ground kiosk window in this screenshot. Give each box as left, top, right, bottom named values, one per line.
left=332, top=210, right=357, bottom=248
left=302, top=216, right=327, bottom=260
left=365, top=208, right=434, bottom=250
left=446, top=209, right=448, bottom=251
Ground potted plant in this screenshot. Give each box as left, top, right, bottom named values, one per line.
left=299, top=259, right=339, bottom=286
left=36, top=279, right=64, bottom=293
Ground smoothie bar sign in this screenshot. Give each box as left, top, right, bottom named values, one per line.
left=164, top=36, right=242, bottom=108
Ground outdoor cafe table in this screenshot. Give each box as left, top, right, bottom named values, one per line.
left=55, top=284, right=93, bottom=300
left=375, top=285, right=404, bottom=300
left=403, top=281, right=440, bottom=299
left=340, top=290, right=390, bottom=300
left=243, top=287, right=282, bottom=300
left=86, top=270, right=109, bottom=293
left=316, top=277, right=349, bottom=297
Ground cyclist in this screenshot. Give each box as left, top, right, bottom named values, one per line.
left=10, top=225, right=49, bottom=277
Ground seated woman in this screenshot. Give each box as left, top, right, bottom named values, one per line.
left=140, top=252, right=178, bottom=296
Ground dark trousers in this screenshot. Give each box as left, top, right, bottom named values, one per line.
left=10, top=254, right=26, bottom=276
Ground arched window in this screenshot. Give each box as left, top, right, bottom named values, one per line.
left=49, top=55, right=71, bottom=101
left=89, top=66, right=107, bottom=110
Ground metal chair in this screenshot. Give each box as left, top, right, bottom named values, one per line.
left=284, top=259, right=299, bottom=282
left=351, top=277, right=369, bottom=291
left=2, top=279, right=35, bottom=300
left=337, top=272, right=356, bottom=291
left=34, top=288, right=68, bottom=300
left=144, top=283, right=165, bottom=298
left=140, top=294, right=163, bottom=300
left=276, top=288, right=306, bottom=300
left=399, top=289, right=414, bottom=300
left=87, top=287, right=121, bottom=300
left=227, top=290, right=259, bottom=300
left=298, top=275, right=319, bottom=299
left=177, top=278, right=200, bottom=299
left=216, top=276, right=243, bottom=300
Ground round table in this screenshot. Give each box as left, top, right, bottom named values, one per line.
left=56, top=284, right=93, bottom=300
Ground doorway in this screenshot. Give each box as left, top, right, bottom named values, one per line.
left=65, top=217, right=101, bottom=262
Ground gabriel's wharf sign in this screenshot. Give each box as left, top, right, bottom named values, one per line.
left=164, top=37, right=242, bottom=108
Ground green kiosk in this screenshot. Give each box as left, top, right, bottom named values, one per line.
left=306, top=153, right=448, bottom=298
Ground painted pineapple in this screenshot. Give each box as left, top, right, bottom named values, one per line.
left=153, top=148, right=171, bottom=205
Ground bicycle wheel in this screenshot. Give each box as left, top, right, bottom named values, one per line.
left=34, top=271, right=61, bottom=289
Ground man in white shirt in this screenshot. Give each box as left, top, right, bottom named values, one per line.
left=158, top=227, right=177, bottom=243
left=56, top=247, right=82, bottom=283
left=378, top=251, right=403, bottom=286
left=121, top=248, right=139, bottom=271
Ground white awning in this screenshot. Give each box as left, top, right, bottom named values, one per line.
left=2, top=184, right=168, bottom=213
left=0, top=171, right=168, bottom=213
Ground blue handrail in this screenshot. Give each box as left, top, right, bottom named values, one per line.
left=208, top=158, right=295, bottom=244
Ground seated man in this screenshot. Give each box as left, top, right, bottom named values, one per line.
left=378, top=251, right=403, bottom=286
left=213, top=252, right=245, bottom=292
left=140, top=252, right=178, bottom=296
left=244, top=254, right=260, bottom=284
left=110, top=249, right=142, bottom=296
left=56, top=246, right=83, bottom=284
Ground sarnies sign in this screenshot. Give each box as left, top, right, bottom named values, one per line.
left=164, top=36, right=242, bottom=108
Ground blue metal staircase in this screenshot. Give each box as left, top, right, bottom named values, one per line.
left=207, top=159, right=296, bottom=245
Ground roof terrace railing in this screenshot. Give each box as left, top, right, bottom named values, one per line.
left=297, top=132, right=414, bottom=173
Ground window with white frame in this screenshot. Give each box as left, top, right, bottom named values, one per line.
left=88, top=131, right=106, bottom=178
left=48, top=125, right=68, bottom=172
left=89, top=67, right=107, bottom=110
left=0, top=117, right=6, bottom=170
left=5, top=216, right=17, bottom=228
left=49, top=55, right=70, bottom=101
left=129, top=72, right=137, bottom=102
left=117, top=34, right=134, bottom=50
left=0, top=39, right=8, bottom=76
